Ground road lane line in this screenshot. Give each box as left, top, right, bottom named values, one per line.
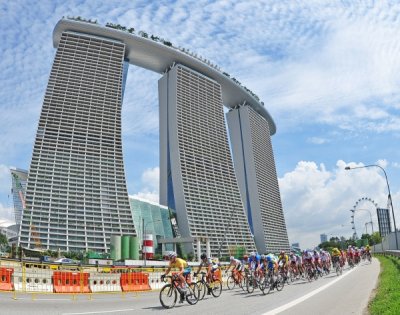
left=62, top=309, right=135, bottom=315
left=262, top=267, right=356, bottom=315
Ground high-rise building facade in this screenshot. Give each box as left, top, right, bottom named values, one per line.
left=159, top=65, right=256, bottom=256
left=19, top=31, right=136, bottom=252
left=10, top=168, right=28, bottom=231
left=227, top=105, right=290, bottom=253
left=377, top=208, right=391, bottom=237
left=320, top=233, right=328, bottom=243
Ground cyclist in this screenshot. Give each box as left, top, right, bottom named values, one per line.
left=194, top=253, right=219, bottom=287
left=248, top=252, right=261, bottom=286
left=303, top=250, right=315, bottom=274
left=265, top=253, right=278, bottom=289
left=161, top=252, right=191, bottom=302
left=331, top=247, right=341, bottom=269
left=278, top=250, right=289, bottom=278
left=289, top=252, right=298, bottom=275
left=313, top=250, right=322, bottom=274
left=226, top=256, right=243, bottom=282
left=320, top=250, right=330, bottom=272
left=295, top=252, right=304, bottom=276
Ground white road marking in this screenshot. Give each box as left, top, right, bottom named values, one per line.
left=262, top=267, right=357, bottom=315
left=62, top=310, right=135, bottom=315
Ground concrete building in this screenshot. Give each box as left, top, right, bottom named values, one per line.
left=159, top=65, right=256, bottom=256
left=226, top=105, right=290, bottom=253
left=19, top=30, right=136, bottom=252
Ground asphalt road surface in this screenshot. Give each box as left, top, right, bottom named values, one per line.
left=0, top=258, right=379, bottom=315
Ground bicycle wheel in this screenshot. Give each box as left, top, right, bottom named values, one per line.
left=335, top=264, right=340, bottom=276
left=258, top=276, right=266, bottom=294
left=275, top=277, right=284, bottom=291
left=240, top=276, right=246, bottom=291
left=196, top=281, right=206, bottom=300
left=186, top=283, right=200, bottom=305
left=246, top=275, right=254, bottom=293
left=159, top=284, right=177, bottom=309
left=226, top=275, right=236, bottom=290
left=210, top=279, right=222, bottom=298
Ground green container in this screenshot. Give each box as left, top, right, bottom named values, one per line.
left=130, top=236, right=140, bottom=260
left=121, top=235, right=130, bottom=259
left=110, top=235, right=121, bottom=260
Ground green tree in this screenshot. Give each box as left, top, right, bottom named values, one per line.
left=371, top=232, right=382, bottom=244
left=0, top=232, right=8, bottom=247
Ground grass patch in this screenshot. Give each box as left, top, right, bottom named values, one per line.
left=369, top=255, right=400, bottom=315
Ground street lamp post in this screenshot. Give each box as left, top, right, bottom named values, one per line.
left=345, top=165, right=399, bottom=250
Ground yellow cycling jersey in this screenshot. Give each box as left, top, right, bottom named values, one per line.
left=169, top=258, right=188, bottom=269
left=279, top=254, right=289, bottom=262
left=332, top=248, right=341, bottom=257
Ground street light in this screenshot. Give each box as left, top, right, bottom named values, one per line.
left=345, top=165, right=399, bottom=249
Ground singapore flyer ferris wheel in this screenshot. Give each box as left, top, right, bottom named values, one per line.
left=350, top=197, right=378, bottom=240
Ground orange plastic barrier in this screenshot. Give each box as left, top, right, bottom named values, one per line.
left=0, top=267, right=14, bottom=291
left=213, top=269, right=222, bottom=281
left=120, top=272, right=151, bottom=291
left=52, top=271, right=91, bottom=293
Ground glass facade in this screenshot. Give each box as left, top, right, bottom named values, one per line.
left=129, top=197, right=174, bottom=253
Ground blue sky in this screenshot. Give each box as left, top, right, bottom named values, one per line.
left=1, top=0, right=400, bottom=249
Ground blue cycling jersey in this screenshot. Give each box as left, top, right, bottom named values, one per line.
left=249, top=254, right=261, bottom=269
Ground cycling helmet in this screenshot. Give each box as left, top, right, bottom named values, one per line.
left=280, top=250, right=285, bottom=255
left=200, top=253, right=207, bottom=260
left=250, top=252, right=256, bottom=257
left=230, top=256, right=235, bottom=261
left=260, top=254, right=265, bottom=260
left=168, top=251, right=177, bottom=259
left=266, top=255, right=272, bottom=262
left=243, top=255, right=248, bottom=260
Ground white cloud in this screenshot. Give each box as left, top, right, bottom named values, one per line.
left=280, top=160, right=398, bottom=249
left=131, top=167, right=160, bottom=204
left=307, top=137, right=328, bottom=145
left=0, top=203, right=15, bottom=223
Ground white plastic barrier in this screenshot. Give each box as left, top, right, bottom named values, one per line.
left=89, top=273, right=122, bottom=292
left=148, top=270, right=164, bottom=290
left=13, top=268, right=53, bottom=292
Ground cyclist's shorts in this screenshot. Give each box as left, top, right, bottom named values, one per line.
left=183, top=267, right=192, bottom=276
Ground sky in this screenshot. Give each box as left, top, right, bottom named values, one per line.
left=1, top=0, right=400, bottom=249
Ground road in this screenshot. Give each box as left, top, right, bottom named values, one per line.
left=0, top=259, right=379, bottom=315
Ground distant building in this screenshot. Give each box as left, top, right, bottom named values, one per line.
left=10, top=168, right=28, bottom=233
left=320, top=234, right=328, bottom=243
left=291, top=242, right=300, bottom=248
left=129, top=197, right=174, bottom=254
left=377, top=208, right=391, bottom=237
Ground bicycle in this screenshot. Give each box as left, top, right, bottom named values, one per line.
left=195, top=271, right=222, bottom=300
left=159, top=274, right=200, bottom=309
left=332, top=257, right=342, bottom=276
left=263, top=269, right=284, bottom=294
left=226, top=269, right=245, bottom=290
left=366, top=252, right=372, bottom=263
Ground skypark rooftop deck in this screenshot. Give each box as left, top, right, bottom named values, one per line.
left=53, top=18, right=276, bottom=135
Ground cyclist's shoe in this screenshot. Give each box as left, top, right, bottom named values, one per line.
left=207, top=287, right=212, bottom=295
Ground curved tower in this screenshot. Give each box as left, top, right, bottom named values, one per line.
left=19, top=31, right=135, bottom=252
